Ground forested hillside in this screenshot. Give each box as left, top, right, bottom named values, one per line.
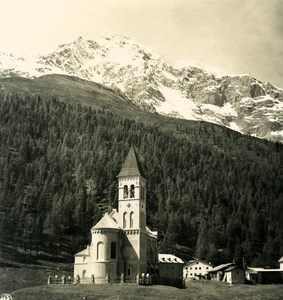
left=0, top=92, right=283, bottom=267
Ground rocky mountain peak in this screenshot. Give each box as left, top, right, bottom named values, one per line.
left=0, top=35, right=282, bottom=142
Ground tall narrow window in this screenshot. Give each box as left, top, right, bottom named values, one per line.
left=111, top=242, right=116, bottom=259
left=130, top=211, right=134, bottom=228
left=123, top=212, right=127, bottom=228
left=124, top=185, right=128, bottom=198
left=97, top=242, right=104, bottom=260
left=130, top=184, right=135, bottom=198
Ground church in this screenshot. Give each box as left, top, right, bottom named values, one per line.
left=74, top=147, right=160, bottom=283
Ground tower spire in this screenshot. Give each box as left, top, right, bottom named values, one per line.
left=117, top=147, right=147, bottom=230
left=118, top=147, right=145, bottom=178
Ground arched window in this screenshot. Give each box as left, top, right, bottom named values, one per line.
left=111, top=242, right=116, bottom=259
left=123, top=212, right=127, bottom=228
left=130, top=184, right=135, bottom=198
left=124, top=185, right=128, bottom=198
left=97, top=242, right=104, bottom=260
left=130, top=211, right=134, bottom=228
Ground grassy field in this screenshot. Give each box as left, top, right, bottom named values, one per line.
left=1, top=268, right=283, bottom=300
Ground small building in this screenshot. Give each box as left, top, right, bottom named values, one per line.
left=223, top=265, right=245, bottom=284
left=245, top=268, right=258, bottom=284
left=246, top=256, right=283, bottom=284
left=158, top=254, right=184, bottom=279
left=246, top=267, right=283, bottom=284
left=208, top=263, right=235, bottom=281
left=183, top=259, right=213, bottom=279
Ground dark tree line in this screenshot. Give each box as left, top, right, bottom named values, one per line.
left=0, top=92, right=283, bottom=267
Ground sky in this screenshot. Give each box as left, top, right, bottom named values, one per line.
left=1, top=0, right=283, bottom=87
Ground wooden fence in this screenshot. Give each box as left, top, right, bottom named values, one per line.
left=48, top=273, right=185, bottom=288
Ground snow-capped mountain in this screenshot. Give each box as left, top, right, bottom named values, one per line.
left=1, top=34, right=283, bottom=142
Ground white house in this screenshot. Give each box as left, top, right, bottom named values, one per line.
left=183, top=259, right=213, bottom=279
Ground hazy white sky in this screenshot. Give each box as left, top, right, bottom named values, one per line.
left=1, top=0, right=282, bottom=87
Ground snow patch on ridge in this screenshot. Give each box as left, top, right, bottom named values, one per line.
left=229, top=122, right=241, bottom=132
left=201, top=102, right=238, bottom=117
left=0, top=35, right=283, bottom=142
left=157, top=85, right=199, bottom=120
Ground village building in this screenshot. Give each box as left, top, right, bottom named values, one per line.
left=246, top=267, right=283, bottom=284
left=183, top=259, right=213, bottom=279
left=208, top=263, right=246, bottom=284
left=158, top=254, right=184, bottom=279
left=73, top=147, right=183, bottom=284
left=208, top=263, right=235, bottom=282
left=246, top=257, right=283, bottom=284
left=208, top=257, right=283, bottom=284
left=223, top=265, right=245, bottom=284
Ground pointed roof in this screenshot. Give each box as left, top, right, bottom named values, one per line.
left=184, top=259, right=212, bottom=267
left=74, top=246, right=90, bottom=256
left=208, top=263, right=235, bottom=273
left=118, top=147, right=145, bottom=178
left=91, top=213, right=121, bottom=230
left=225, top=265, right=244, bottom=272
left=158, top=254, right=184, bottom=264
left=278, top=256, right=283, bottom=263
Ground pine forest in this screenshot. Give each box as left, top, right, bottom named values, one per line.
left=0, top=92, right=283, bottom=268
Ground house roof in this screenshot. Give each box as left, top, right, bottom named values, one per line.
left=247, top=267, right=283, bottom=273
left=109, top=209, right=119, bottom=223
left=246, top=268, right=258, bottom=274
left=146, top=226, right=158, bottom=238
left=91, top=213, right=121, bottom=230
left=225, top=265, right=244, bottom=272
left=74, top=247, right=90, bottom=256
left=248, top=267, right=265, bottom=272
left=118, top=147, right=145, bottom=178
left=208, top=263, right=234, bottom=273
left=278, top=256, right=283, bottom=263
left=158, top=254, right=184, bottom=264
left=184, top=259, right=212, bottom=267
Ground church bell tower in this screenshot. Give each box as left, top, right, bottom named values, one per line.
left=117, top=147, right=147, bottom=231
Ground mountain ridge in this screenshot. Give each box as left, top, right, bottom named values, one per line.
left=0, top=34, right=282, bottom=142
